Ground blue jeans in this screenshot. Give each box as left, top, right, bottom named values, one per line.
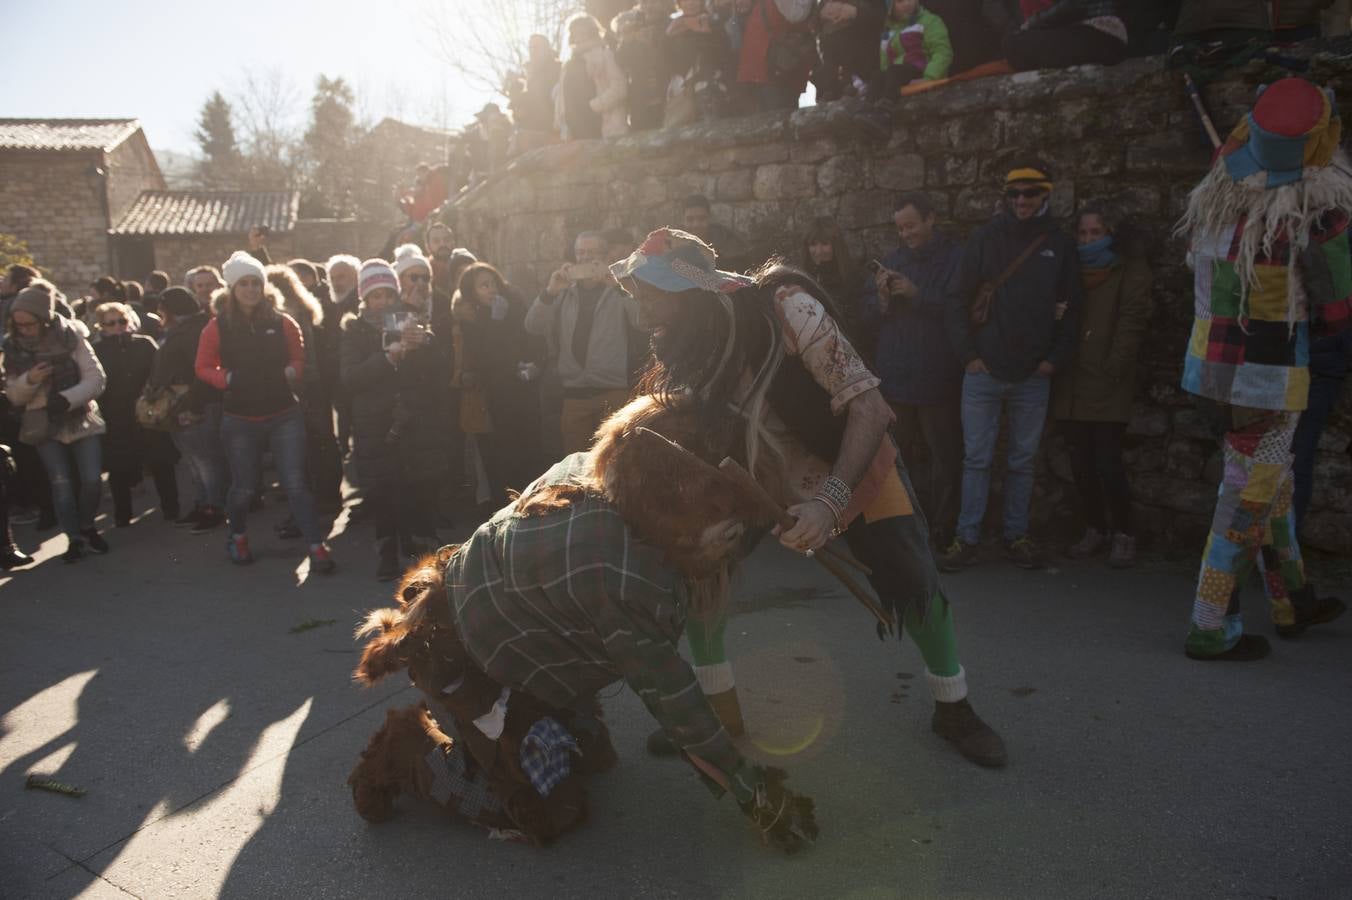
left=1291, top=374, right=1345, bottom=532
left=36, top=435, right=103, bottom=540
left=221, top=406, right=325, bottom=544
left=957, top=371, right=1050, bottom=545
left=171, top=403, right=227, bottom=509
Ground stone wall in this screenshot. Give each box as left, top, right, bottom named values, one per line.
left=104, top=133, right=165, bottom=227
left=449, top=54, right=1352, bottom=554
left=149, top=234, right=296, bottom=287
left=0, top=151, right=112, bottom=295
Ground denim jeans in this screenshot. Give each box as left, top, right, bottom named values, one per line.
left=171, top=403, right=227, bottom=509
left=220, top=406, right=325, bottom=544
left=957, top=371, right=1050, bottom=545
left=1291, top=374, right=1345, bottom=531
left=36, top=435, right=103, bottom=540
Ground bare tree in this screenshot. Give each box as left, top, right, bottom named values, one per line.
left=231, top=67, right=304, bottom=191
left=422, top=0, right=578, bottom=97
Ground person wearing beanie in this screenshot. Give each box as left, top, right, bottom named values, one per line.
left=93, top=301, right=179, bottom=527
left=150, top=288, right=225, bottom=532
left=194, top=254, right=336, bottom=573
left=1176, top=77, right=1350, bottom=661
left=2, top=280, right=110, bottom=562
left=942, top=158, right=1081, bottom=572
left=341, top=258, right=450, bottom=580
left=609, top=227, right=1008, bottom=770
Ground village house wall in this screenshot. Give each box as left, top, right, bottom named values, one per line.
left=0, top=151, right=113, bottom=295
left=450, top=54, right=1352, bottom=555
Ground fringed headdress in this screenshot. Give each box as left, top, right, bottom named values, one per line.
left=1176, top=77, right=1352, bottom=333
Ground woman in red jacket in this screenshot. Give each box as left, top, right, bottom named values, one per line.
left=195, top=251, right=336, bottom=572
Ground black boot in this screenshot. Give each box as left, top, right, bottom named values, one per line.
left=0, top=544, right=34, bottom=569
left=932, top=698, right=1008, bottom=768
left=1276, top=587, right=1346, bottom=638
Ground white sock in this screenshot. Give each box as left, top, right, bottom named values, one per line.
left=694, top=662, right=734, bottom=695
left=927, top=666, right=968, bottom=703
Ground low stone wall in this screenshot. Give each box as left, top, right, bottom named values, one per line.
left=450, top=53, right=1352, bottom=554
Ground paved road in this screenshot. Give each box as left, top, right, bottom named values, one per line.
left=2, top=487, right=1349, bottom=899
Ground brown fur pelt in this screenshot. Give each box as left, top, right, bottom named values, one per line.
left=518, top=395, right=770, bottom=593
left=350, top=550, right=613, bottom=844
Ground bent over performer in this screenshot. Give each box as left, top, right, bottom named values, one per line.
left=349, top=400, right=817, bottom=852
left=611, top=228, right=1007, bottom=768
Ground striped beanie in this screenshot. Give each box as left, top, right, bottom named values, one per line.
left=358, top=259, right=399, bottom=301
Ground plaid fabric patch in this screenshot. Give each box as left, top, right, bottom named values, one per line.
left=425, top=745, right=506, bottom=821
left=519, top=717, right=578, bottom=797
left=447, top=455, right=752, bottom=803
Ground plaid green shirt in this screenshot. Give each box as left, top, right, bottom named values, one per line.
left=446, top=454, right=754, bottom=803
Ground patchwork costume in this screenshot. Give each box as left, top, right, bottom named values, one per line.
left=611, top=229, right=1003, bottom=768
left=1177, top=77, right=1352, bottom=659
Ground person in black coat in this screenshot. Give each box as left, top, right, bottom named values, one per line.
left=453, top=263, right=545, bottom=506
left=341, top=260, right=451, bottom=581
left=150, top=288, right=225, bottom=532
left=92, top=301, right=179, bottom=526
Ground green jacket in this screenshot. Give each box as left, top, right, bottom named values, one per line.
left=879, top=6, right=954, bottom=80
left=1174, top=0, right=1334, bottom=35
left=1051, top=257, right=1153, bottom=424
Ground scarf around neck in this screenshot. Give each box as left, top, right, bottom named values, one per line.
left=1078, top=235, right=1117, bottom=270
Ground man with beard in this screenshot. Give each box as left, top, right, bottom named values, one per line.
left=611, top=228, right=1007, bottom=768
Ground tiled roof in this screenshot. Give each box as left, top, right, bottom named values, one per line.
left=112, top=191, right=300, bottom=236
left=0, top=118, right=141, bottom=152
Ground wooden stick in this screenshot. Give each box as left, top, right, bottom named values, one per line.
left=631, top=429, right=890, bottom=626
left=716, top=458, right=894, bottom=630
left=1183, top=73, right=1223, bottom=150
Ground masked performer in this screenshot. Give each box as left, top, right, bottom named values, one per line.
left=349, top=398, right=817, bottom=852
left=611, top=228, right=1007, bottom=768
left=1176, top=77, right=1350, bottom=662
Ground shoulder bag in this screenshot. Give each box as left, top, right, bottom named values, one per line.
left=970, top=233, right=1049, bottom=328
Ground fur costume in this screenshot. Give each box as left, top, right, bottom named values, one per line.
left=350, top=397, right=817, bottom=853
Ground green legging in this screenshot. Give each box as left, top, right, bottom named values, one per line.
left=688, top=590, right=961, bottom=678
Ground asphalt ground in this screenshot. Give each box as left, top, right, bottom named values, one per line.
left=2, top=483, right=1349, bottom=899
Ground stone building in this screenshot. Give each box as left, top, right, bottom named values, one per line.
left=0, top=118, right=164, bottom=296
left=450, top=52, right=1352, bottom=555
left=111, top=190, right=302, bottom=283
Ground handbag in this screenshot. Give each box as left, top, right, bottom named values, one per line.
left=135, top=384, right=193, bottom=431
left=19, top=406, right=52, bottom=445
left=761, top=1, right=818, bottom=78
left=969, top=234, right=1049, bottom=327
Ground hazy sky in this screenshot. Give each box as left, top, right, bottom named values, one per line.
left=4, top=0, right=503, bottom=154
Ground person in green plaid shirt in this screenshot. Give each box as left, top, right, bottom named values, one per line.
left=445, top=442, right=817, bottom=852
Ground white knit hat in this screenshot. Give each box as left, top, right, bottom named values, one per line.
left=392, top=243, right=431, bottom=279
left=358, top=259, right=399, bottom=301
left=222, top=251, right=267, bottom=287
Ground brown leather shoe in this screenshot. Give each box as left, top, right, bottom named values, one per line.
left=932, top=699, right=1007, bottom=768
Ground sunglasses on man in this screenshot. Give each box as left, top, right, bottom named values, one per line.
left=1005, top=187, right=1048, bottom=200
left=101, top=318, right=128, bottom=328
left=405, top=273, right=431, bottom=284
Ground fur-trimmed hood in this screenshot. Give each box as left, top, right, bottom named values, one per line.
left=265, top=265, right=324, bottom=328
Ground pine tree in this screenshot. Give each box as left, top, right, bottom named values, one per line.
left=301, top=76, right=359, bottom=218
left=193, top=91, right=241, bottom=189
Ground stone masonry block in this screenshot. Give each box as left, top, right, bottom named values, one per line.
left=872, top=154, right=924, bottom=191
left=753, top=164, right=817, bottom=200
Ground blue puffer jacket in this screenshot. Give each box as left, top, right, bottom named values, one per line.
left=861, top=231, right=965, bottom=406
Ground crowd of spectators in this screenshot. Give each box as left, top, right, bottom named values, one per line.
left=1, top=146, right=1348, bottom=582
